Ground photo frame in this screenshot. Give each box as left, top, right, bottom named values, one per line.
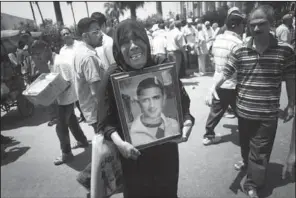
left=111, top=63, right=183, bottom=150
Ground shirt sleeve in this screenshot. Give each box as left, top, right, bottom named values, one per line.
left=223, top=46, right=240, bottom=78
left=82, top=55, right=102, bottom=83
left=280, top=30, right=289, bottom=43
left=282, top=46, right=296, bottom=80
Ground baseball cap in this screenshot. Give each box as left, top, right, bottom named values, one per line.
left=205, top=21, right=211, bottom=26
left=226, top=13, right=245, bottom=28
left=187, top=18, right=193, bottom=23
left=282, top=14, right=293, bottom=20
left=77, top=17, right=98, bottom=36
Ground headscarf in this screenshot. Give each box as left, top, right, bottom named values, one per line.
left=112, top=19, right=154, bottom=71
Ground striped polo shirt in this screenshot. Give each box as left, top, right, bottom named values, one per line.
left=224, top=35, right=295, bottom=120
left=212, top=30, right=243, bottom=89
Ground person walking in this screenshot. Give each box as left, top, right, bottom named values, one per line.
left=204, top=11, right=245, bottom=145
left=195, top=23, right=208, bottom=76
left=207, top=5, right=295, bottom=198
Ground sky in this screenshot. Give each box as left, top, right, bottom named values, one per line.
left=1, top=1, right=181, bottom=27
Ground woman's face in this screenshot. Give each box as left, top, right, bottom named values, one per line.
left=120, top=38, right=148, bottom=69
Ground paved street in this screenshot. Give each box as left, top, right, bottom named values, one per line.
left=1, top=75, right=295, bottom=198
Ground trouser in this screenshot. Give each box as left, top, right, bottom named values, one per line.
left=167, top=50, right=184, bottom=78
left=198, top=54, right=207, bottom=73
left=56, top=103, right=88, bottom=154
left=48, top=101, right=58, bottom=120
left=238, top=117, right=278, bottom=190
left=75, top=101, right=85, bottom=119
left=204, top=88, right=237, bottom=138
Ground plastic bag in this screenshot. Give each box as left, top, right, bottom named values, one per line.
left=91, top=133, right=123, bottom=198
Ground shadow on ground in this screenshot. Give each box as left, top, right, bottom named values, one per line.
left=181, top=81, right=200, bottom=86
left=67, top=143, right=92, bottom=172
left=229, top=163, right=295, bottom=197
left=1, top=140, right=30, bottom=166
left=220, top=124, right=240, bottom=146
left=1, top=106, right=50, bottom=131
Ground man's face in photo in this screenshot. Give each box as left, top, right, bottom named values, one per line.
left=137, top=87, right=166, bottom=119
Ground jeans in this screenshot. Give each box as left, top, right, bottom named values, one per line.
left=238, top=117, right=278, bottom=190
left=204, top=88, right=237, bottom=138
left=56, top=103, right=87, bottom=154
left=167, top=50, right=184, bottom=78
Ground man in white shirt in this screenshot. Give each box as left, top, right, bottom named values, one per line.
left=204, top=21, right=215, bottom=51
left=152, top=23, right=167, bottom=59
left=91, top=12, right=116, bottom=70
left=59, top=27, right=86, bottom=123
left=276, top=14, right=293, bottom=44
left=166, top=20, right=187, bottom=78
left=212, top=23, right=220, bottom=39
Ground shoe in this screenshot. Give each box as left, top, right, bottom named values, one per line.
left=234, top=160, right=247, bottom=171
left=72, top=141, right=89, bottom=149
left=243, top=187, right=259, bottom=198
left=48, top=118, right=58, bottom=127
left=223, top=112, right=236, bottom=118
left=77, top=172, right=90, bottom=191
left=78, top=116, right=86, bottom=123
left=202, top=134, right=222, bottom=145
left=54, top=152, right=74, bottom=166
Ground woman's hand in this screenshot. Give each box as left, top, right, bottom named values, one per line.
left=117, top=141, right=141, bottom=160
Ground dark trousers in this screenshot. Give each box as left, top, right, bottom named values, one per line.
left=167, top=50, right=184, bottom=78
left=238, top=117, right=278, bottom=190
left=56, top=103, right=87, bottom=154
left=75, top=101, right=85, bottom=119
left=204, top=88, right=237, bottom=138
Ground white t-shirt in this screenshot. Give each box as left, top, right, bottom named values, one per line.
left=95, top=33, right=116, bottom=70
left=73, top=42, right=105, bottom=124
left=182, top=25, right=197, bottom=46
left=53, top=55, right=78, bottom=105
left=166, top=28, right=186, bottom=51
left=152, top=29, right=167, bottom=55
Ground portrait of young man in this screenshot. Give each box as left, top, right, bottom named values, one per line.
left=129, top=77, right=180, bottom=147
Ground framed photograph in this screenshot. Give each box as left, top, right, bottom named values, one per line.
left=111, top=63, right=183, bottom=150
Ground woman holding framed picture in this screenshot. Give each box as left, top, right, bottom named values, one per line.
left=100, top=19, right=195, bottom=198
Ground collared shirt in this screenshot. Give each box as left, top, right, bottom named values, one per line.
left=212, top=30, right=243, bottom=89
left=130, top=113, right=180, bottom=147
left=166, top=28, right=186, bottom=51
left=73, top=42, right=105, bottom=124
left=152, top=29, right=167, bottom=55
left=223, top=35, right=295, bottom=120
left=59, top=40, right=83, bottom=65
left=95, top=33, right=116, bottom=70
left=182, top=25, right=197, bottom=45
left=276, top=24, right=292, bottom=44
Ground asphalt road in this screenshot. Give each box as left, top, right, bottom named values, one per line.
left=1, top=75, right=295, bottom=198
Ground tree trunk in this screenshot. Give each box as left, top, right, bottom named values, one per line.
left=70, top=3, right=77, bottom=32
left=156, top=2, right=163, bottom=17
left=35, top=2, right=45, bottom=25
left=85, top=2, right=90, bottom=17
left=130, top=5, right=137, bottom=19
left=53, top=2, right=64, bottom=26
left=29, top=2, right=37, bottom=25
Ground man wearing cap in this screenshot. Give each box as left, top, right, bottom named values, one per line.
left=208, top=5, right=295, bottom=198
left=276, top=13, right=293, bottom=44
left=166, top=20, right=187, bottom=78
left=204, top=10, right=245, bottom=145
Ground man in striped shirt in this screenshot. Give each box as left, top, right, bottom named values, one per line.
left=208, top=5, right=295, bottom=198
left=204, top=11, right=245, bottom=145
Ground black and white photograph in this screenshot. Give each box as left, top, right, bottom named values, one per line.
left=111, top=63, right=183, bottom=148
left=1, top=1, right=295, bottom=198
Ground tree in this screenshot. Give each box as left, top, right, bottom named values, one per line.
left=156, top=2, right=163, bottom=17
left=116, top=2, right=145, bottom=20
left=104, top=2, right=124, bottom=23
left=85, top=2, right=90, bottom=17
left=67, top=2, right=77, bottom=32
left=35, top=2, right=45, bottom=25
left=53, top=2, right=64, bottom=26
left=29, top=2, right=37, bottom=25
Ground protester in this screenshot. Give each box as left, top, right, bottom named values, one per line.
left=204, top=21, right=214, bottom=50
left=166, top=20, right=187, bottom=78
left=195, top=23, right=208, bottom=76
left=151, top=23, right=167, bottom=59
left=276, top=13, right=293, bottom=44
left=212, top=23, right=220, bottom=38
left=91, top=12, right=116, bottom=70
left=59, top=27, right=86, bottom=123
left=204, top=11, right=245, bottom=145
left=207, top=5, right=295, bottom=198
left=30, top=40, right=58, bottom=127
left=100, top=19, right=194, bottom=198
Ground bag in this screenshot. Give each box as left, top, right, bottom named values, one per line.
left=91, top=133, right=123, bottom=198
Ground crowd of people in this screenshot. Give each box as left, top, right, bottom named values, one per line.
left=1, top=4, right=295, bottom=198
